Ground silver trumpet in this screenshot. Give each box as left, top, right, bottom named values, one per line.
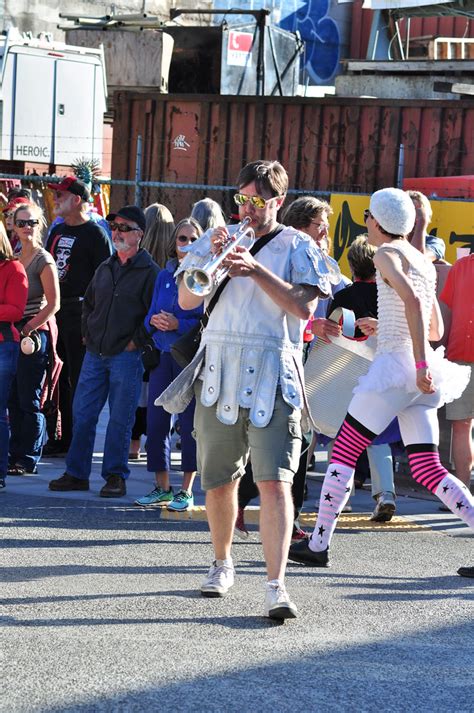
left=183, top=217, right=255, bottom=296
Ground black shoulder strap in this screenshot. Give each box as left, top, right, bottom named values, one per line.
left=202, top=224, right=284, bottom=327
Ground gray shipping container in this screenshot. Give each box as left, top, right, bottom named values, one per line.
left=166, top=24, right=302, bottom=96
left=220, top=23, right=302, bottom=96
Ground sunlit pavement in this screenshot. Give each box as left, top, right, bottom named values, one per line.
left=1, top=410, right=473, bottom=713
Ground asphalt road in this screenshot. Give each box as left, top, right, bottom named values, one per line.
left=1, top=424, right=473, bottom=713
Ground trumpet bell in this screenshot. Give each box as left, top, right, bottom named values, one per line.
left=183, top=218, right=255, bottom=296
left=183, top=267, right=214, bottom=296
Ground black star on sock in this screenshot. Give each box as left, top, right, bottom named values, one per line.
left=330, top=469, right=340, bottom=478
left=318, top=525, right=325, bottom=537
left=324, top=492, right=333, bottom=502
left=334, top=512, right=340, bottom=518
left=442, top=485, right=449, bottom=494
left=455, top=501, right=465, bottom=510
left=345, top=487, right=351, bottom=493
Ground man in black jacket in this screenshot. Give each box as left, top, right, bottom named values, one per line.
left=49, top=206, right=159, bottom=497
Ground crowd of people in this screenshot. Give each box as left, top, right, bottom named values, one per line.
left=0, top=160, right=473, bottom=619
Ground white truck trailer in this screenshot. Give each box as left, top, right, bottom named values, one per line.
left=0, top=28, right=107, bottom=166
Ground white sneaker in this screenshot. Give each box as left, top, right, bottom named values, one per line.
left=200, top=560, right=235, bottom=598
left=264, top=580, right=297, bottom=620
left=370, top=491, right=396, bottom=522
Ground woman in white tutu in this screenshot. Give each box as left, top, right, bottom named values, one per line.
left=290, top=187, right=472, bottom=567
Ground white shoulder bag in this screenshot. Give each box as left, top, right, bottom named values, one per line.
left=304, top=308, right=376, bottom=438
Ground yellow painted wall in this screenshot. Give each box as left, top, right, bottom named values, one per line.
left=328, top=195, right=474, bottom=277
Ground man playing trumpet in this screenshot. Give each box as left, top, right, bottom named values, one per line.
left=157, top=160, right=333, bottom=619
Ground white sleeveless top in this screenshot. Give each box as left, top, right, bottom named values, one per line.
left=375, top=240, right=436, bottom=356
left=355, top=239, right=470, bottom=404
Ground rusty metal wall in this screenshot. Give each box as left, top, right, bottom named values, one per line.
left=349, top=0, right=474, bottom=60
left=111, top=92, right=474, bottom=220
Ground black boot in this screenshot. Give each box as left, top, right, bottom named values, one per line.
left=288, top=539, right=330, bottom=567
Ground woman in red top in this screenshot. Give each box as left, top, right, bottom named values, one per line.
left=0, top=225, right=28, bottom=488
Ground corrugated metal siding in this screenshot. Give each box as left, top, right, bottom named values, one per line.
left=111, top=93, right=474, bottom=218
left=349, top=2, right=474, bottom=59
left=349, top=0, right=372, bottom=60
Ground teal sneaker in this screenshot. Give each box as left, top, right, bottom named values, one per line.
left=167, top=490, right=194, bottom=512
left=134, top=486, right=174, bottom=507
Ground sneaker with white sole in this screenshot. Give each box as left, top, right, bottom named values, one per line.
left=234, top=507, right=250, bottom=540
left=167, top=489, right=194, bottom=512
left=370, top=491, right=396, bottom=522
left=264, top=580, right=297, bottom=620
left=134, top=486, right=174, bottom=507
left=200, top=560, right=235, bottom=598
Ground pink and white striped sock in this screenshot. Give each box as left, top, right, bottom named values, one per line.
left=407, top=445, right=474, bottom=530
left=331, top=416, right=374, bottom=468
left=309, top=415, right=376, bottom=552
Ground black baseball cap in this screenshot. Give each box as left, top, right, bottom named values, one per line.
left=106, top=205, right=146, bottom=232
left=47, top=176, right=90, bottom=202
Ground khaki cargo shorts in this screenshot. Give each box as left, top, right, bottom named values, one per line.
left=445, top=361, right=474, bottom=421
left=193, top=381, right=302, bottom=491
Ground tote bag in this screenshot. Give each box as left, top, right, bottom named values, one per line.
left=304, top=308, right=376, bottom=438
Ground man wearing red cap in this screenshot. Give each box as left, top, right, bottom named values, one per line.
left=44, top=176, right=111, bottom=456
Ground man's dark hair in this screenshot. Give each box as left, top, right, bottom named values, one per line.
left=237, top=160, right=288, bottom=198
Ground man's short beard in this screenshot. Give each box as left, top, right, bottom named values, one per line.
left=114, top=239, right=128, bottom=251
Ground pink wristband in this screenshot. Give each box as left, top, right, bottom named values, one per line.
left=415, top=360, right=428, bottom=370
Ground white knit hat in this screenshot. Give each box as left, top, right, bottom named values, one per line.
left=369, top=188, right=416, bottom=236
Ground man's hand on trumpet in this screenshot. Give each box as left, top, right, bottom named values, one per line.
left=223, top=245, right=258, bottom=278
left=210, top=226, right=231, bottom=255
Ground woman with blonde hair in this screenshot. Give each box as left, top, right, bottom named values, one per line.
left=0, top=227, right=28, bottom=487
left=141, top=203, right=175, bottom=269
left=7, top=202, right=60, bottom=475
left=191, top=198, right=226, bottom=231
left=128, top=203, right=175, bottom=459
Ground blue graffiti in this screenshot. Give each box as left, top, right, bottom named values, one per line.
left=211, top=0, right=341, bottom=84
left=280, top=0, right=340, bottom=83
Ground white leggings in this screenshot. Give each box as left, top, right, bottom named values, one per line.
left=348, top=387, right=443, bottom=446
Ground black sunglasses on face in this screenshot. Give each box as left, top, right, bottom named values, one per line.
left=177, top=235, right=198, bottom=243
left=109, top=221, right=139, bottom=233
left=15, top=219, right=40, bottom=228
left=364, top=209, right=373, bottom=223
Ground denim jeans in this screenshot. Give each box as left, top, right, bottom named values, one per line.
left=0, top=342, right=20, bottom=477
left=147, top=351, right=196, bottom=473
left=9, top=330, right=49, bottom=470
left=66, top=349, right=143, bottom=480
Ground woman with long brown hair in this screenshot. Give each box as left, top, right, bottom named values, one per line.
left=0, top=224, right=28, bottom=487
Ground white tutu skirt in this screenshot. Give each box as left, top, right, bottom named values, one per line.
left=353, top=346, right=471, bottom=406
